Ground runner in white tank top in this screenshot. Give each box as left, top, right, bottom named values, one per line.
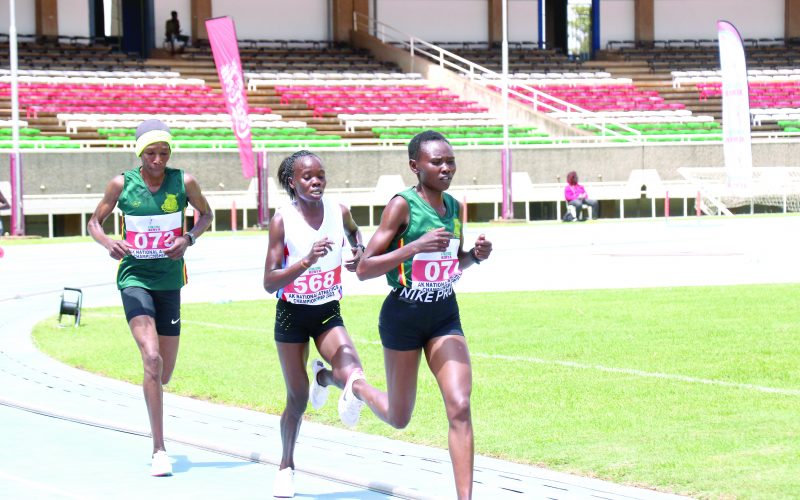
left=262, top=151, right=383, bottom=498
left=277, top=196, right=345, bottom=305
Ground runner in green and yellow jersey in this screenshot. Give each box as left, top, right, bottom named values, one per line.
left=87, top=119, right=213, bottom=477
left=355, top=130, right=493, bottom=500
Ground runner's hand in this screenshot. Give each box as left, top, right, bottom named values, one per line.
left=305, top=237, right=334, bottom=266
left=106, top=239, right=132, bottom=260
left=343, top=245, right=362, bottom=272
left=472, top=234, right=492, bottom=261
left=163, top=232, right=189, bottom=260
left=414, top=227, right=454, bottom=254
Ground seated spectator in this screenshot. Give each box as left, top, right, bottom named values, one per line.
left=165, top=11, right=189, bottom=55
left=0, top=188, right=9, bottom=235
left=564, top=171, right=599, bottom=221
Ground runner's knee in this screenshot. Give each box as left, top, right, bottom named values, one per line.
left=444, top=395, right=471, bottom=425
left=387, top=407, right=413, bottom=429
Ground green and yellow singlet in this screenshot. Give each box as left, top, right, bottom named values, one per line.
left=386, top=187, right=462, bottom=290
left=116, top=167, right=188, bottom=290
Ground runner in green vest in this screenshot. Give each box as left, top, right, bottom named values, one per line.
left=87, top=119, right=213, bottom=477
left=355, top=130, right=493, bottom=500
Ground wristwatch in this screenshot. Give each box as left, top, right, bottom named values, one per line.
left=469, top=247, right=481, bottom=264
left=184, top=232, right=196, bottom=246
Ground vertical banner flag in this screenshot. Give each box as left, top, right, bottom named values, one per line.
left=206, top=16, right=254, bottom=178
left=717, top=20, right=752, bottom=192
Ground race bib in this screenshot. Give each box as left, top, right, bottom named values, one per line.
left=124, top=212, right=183, bottom=259
left=282, top=265, right=342, bottom=305
left=411, top=239, right=461, bottom=291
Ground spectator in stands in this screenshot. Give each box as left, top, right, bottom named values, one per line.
left=165, top=10, right=189, bottom=55
left=0, top=188, right=9, bottom=235
left=87, top=119, right=213, bottom=477
left=564, top=170, right=599, bottom=221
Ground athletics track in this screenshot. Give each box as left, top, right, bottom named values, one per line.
left=4, top=215, right=797, bottom=499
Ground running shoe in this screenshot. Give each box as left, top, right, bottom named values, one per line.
left=272, top=467, right=295, bottom=498
left=338, top=368, right=365, bottom=427
left=150, top=450, right=173, bottom=477
left=309, top=359, right=329, bottom=410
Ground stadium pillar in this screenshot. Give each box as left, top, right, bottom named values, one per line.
left=9, top=0, right=25, bottom=236
left=488, top=0, right=502, bottom=45
left=191, top=0, right=212, bottom=45
left=787, top=0, right=800, bottom=40
left=634, top=0, right=655, bottom=46
left=257, top=151, right=269, bottom=228
left=332, top=0, right=370, bottom=43
left=34, top=0, right=58, bottom=40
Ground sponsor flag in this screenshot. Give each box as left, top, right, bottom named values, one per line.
left=206, top=16, right=254, bottom=178
left=717, top=20, right=752, bottom=192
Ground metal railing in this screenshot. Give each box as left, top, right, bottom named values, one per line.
left=352, top=12, right=642, bottom=141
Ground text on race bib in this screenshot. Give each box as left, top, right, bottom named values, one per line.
left=411, top=239, right=462, bottom=291
left=283, top=266, right=342, bottom=304
left=124, top=212, right=183, bottom=259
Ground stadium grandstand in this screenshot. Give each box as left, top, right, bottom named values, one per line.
left=2, top=0, right=800, bottom=238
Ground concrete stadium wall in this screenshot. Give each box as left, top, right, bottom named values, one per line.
left=3, top=141, right=800, bottom=196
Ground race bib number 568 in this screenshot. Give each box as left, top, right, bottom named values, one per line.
left=124, top=212, right=183, bottom=259
left=283, top=267, right=342, bottom=304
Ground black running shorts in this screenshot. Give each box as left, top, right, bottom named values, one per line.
left=274, top=299, right=345, bottom=344
left=378, top=287, right=464, bottom=351
left=120, top=286, right=182, bottom=337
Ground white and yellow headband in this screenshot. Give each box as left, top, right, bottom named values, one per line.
left=134, top=119, right=173, bottom=157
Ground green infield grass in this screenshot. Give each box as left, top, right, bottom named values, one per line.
left=33, top=285, right=800, bottom=499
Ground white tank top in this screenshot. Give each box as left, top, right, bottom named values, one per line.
left=277, top=196, right=346, bottom=305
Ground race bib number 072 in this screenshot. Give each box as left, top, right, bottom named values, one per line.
left=124, top=212, right=183, bottom=259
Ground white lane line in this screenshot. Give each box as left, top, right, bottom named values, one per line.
left=470, top=352, right=800, bottom=396
left=87, top=315, right=800, bottom=397
left=0, top=470, right=90, bottom=499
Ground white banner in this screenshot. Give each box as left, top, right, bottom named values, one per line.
left=717, top=20, right=753, bottom=192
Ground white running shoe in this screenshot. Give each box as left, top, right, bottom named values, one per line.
left=150, top=450, right=173, bottom=477
left=309, top=359, right=329, bottom=410
left=272, top=467, right=295, bottom=498
left=338, top=368, right=365, bottom=427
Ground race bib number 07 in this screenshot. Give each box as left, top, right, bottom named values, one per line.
left=411, top=239, right=461, bottom=291
left=125, top=212, right=183, bottom=259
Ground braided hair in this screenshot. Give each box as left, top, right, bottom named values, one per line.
left=277, top=150, right=320, bottom=200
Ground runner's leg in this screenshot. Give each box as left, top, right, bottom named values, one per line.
left=313, top=326, right=363, bottom=389
left=355, top=348, right=422, bottom=428
left=424, top=335, right=473, bottom=500
left=159, top=335, right=180, bottom=384
left=129, top=315, right=167, bottom=454
left=276, top=341, right=310, bottom=470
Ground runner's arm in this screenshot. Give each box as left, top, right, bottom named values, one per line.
left=87, top=175, right=130, bottom=260
left=341, top=203, right=363, bottom=272
left=356, top=196, right=452, bottom=280
left=184, top=173, right=213, bottom=239
left=263, top=214, right=331, bottom=292
left=163, top=173, right=213, bottom=259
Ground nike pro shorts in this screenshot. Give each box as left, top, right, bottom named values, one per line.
left=120, top=286, right=182, bottom=337
left=378, top=287, right=464, bottom=351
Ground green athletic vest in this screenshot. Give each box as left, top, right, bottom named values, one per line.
left=386, top=187, right=462, bottom=289
left=116, top=167, right=188, bottom=290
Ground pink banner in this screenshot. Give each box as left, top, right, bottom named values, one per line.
left=205, top=16, right=254, bottom=178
